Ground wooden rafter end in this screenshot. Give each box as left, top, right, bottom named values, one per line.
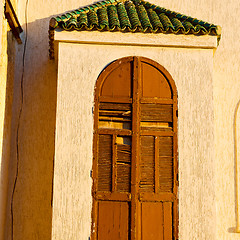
left=4, top=0, right=23, bottom=44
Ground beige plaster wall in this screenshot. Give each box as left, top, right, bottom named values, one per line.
left=163, top=1, right=240, bottom=239
left=2, top=0, right=240, bottom=240
left=4, top=1, right=98, bottom=238
left=0, top=1, right=3, bottom=55
left=53, top=41, right=216, bottom=240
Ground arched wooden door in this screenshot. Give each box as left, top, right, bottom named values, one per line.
left=92, top=57, right=178, bottom=240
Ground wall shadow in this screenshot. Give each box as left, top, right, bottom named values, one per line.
left=4, top=16, right=58, bottom=240
left=0, top=27, right=17, bottom=240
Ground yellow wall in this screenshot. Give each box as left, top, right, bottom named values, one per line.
left=0, top=2, right=16, bottom=239
left=1, top=0, right=240, bottom=239
left=53, top=41, right=216, bottom=240
left=0, top=17, right=9, bottom=240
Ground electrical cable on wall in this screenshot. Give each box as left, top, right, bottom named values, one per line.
left=234, top=99, right=240, bottom=233
left=10, top=0, right=29, bottom=239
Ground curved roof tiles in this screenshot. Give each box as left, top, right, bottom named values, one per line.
left=49, top=0, right=221, bottom=59
left=50, top=0, right=221, bottom=35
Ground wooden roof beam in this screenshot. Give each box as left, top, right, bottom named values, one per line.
left=4, top=0, right=23, bottom=44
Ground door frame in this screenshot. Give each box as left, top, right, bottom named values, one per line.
left=91, top=56, right=178, bottom=240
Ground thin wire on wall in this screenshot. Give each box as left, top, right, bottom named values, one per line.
left=234, top=99, right=240, bottom=233
left=10, top=0, right=29, bottom=239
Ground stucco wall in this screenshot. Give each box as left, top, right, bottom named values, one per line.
left=0, top=1, right=3, bottom=55
left=3, top=0, right=240, bottom=239
left=0, top=3, right=16, bottom=239
left=0, top=16, right=9, bottom=240
left=52, top=41, right=216, bottom=240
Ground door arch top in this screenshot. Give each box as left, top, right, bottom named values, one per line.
left=95, top=56, right=177, bottom=101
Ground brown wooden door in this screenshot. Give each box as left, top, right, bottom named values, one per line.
left=92, top=57, right=178, bottom=240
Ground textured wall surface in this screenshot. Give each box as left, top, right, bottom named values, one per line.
left=0, top=4, right=16, bottom=240
left=0, top=16, right=9, bottom=240
left=53, top=41, right=216, bottom=240
left=2, top=0, right=240, bottom=239
left=0, top=0, right=3, bottom=55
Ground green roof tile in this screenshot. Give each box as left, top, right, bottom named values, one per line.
left=136, top=4, right=152, bottom=30
left=49, top=0, right=221, bottom=59
left=98, top=7, right=109, bottom=28
left=171, top=17, right=184, bottom=31
left=108, top=5, right=120, bottom=29
left=50, top=0, right=221, bottom=36
left=147, top=9, right=163, bottom=31
left=117, top=2, right=131, bottom=29
left=158, top=13, right=174, bottom=31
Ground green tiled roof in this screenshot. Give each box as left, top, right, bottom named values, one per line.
left=50, top=0, right=221, bottom=36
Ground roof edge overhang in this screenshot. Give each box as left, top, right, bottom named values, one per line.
left=50, top=29, right=218, bottom=60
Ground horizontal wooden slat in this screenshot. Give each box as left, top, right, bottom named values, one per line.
left=99, top=103, right=132, bottom=131
left=98, top=121, right=131, bottom=130
left=139, top=192, right=175, bottom=202
left=141, top=130, right=174, bottom=136
left=117, top=144, right=131, bottom=163
left=94, top=192, right=131, bottom=201
left=100, top=102, right=131, bottom=111
left=140, top=126, right=172, bottom=132
left=141, top=98, right=173, bottom=104
left=141, top=104, right=173, bottom=122
left=99, top=96, right=132, bottom=103
left=99, top=116, right=131, bottom=122
left=97, top=129, right=132, bottom=136
left=99, top=110, right=131, bottom=117
left=141, top=122, right=171, bottom=128
left=141, top=122, right=172, bottom=132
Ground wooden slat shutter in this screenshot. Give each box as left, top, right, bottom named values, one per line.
left=98, top=135, right=112, bottom=192
left=159, top=137, right=174, bottom=192
left=139, top=136, right=155, bottom=192
left=139, top=59, right=177, bottom=240
left=92, top=57, right=178, bottom=240
left=116, top=141, right=131, bottom=192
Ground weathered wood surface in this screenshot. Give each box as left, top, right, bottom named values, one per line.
left=92, top=57, right=178, bottom=239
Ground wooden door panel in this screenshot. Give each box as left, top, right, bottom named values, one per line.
left=141, top=202, right=173, bottom=240
left=101, top=61, right=133, bottom=98
left=98, top=201, right=129, bottom=240
left=141, top=202, right=164, bottom=240
left=141, top=62, right=172, bottom=99
left=163, top=202, right=173, bottom=240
